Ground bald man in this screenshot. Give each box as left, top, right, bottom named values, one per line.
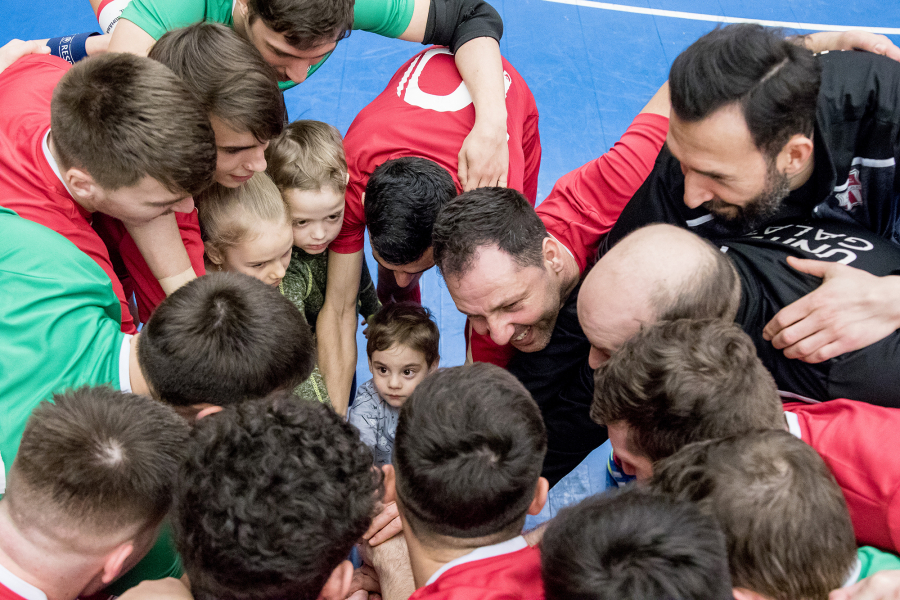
left=579, top=222, right=900, bottom=407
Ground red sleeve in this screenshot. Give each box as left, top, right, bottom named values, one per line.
left=94, top=211, right=205, bottom=324
left=329, top=175, right=366, bottom=254
left=785, top=399, right=900, bottom=553
left=537, top=112, right=668, bottom=274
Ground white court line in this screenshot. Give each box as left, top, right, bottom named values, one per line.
left=543, top=0, right=900, bottom=35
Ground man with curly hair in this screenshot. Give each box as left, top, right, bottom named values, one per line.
left=170, top=391, right=388, bottom=600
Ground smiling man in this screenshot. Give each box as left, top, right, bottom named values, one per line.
left=600, top=24, right=900, bottom=366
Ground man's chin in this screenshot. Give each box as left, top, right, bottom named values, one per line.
left=510, top=325, right=553, bottom=353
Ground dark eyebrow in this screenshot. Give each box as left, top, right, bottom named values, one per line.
left=147, top=195, right=189, bottom=208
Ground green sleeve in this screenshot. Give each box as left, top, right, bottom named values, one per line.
left=293, top=362, right=333, bottom=408
left=357, top=260, right=382, bottom=321
left=103, top=521, right=183, bottom=594
left=856, top=546, right=900, bottom=580
left=120, top=0, right=233, bottom=40
left=352, top=0, right=416, bottom=38
left=0, top=209, right=123, bottom=484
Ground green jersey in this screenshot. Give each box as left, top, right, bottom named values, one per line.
left=854, top=546, right=900, bottom=581
left=120, top=0, right=415, bottom=90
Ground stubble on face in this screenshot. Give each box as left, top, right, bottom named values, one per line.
left=702, top=156, right=792, bottom=232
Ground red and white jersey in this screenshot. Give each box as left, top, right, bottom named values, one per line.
left=0, top=560, right=47, bottom=600
left=784, top=399, right=900, bottom=553
left=410, top=536, right=544, bottom=600
left=333, top=46, right=541, bottom=254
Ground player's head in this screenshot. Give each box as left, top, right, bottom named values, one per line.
left=174, top=391, right=381, bottom=600
left=235, top=0, right=353, bottom=83
left=50, top=53, right=216, bottom=224
left=591, top=318, right=784, bottom=481
left=433, top=187, right=571, bottom=352
left=650, top=431, right=857, bottom=600
left=149, top=22, right=284, bottom=188
left=365, top=157, right=457, bottom=287
left=365, top=302, right=440, bottom=408
left=579, top=224, right=740, bottom=368
left=2, top=386, right=189, bottom=596
left=390, top=364, right=548, bottom=544
left=668, top=24, right=821, bottom=228
left=541, top=487, right=733, bottom=600
left=199, top=172, right=293, bottom=287
left=266, top=120, right=347, bottom=255
left=137, top=272, right=315, bottom=409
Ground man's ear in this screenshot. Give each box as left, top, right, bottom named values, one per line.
left=317, top=560, right=354, bottom=600
left=382, top=464, right=397, bottom=504
left=234, top=0, right=250, bottom=16
left=542, top=236, right=566, bottom=274
left=526, top=477, right=550, bottom=516
left=360, top=191, right=365, bottom=207
left=429, top=358, right=440, bottom=373
left=194, top=404, right=224, bottom=421
left=64, top=167, right=100, bottom=204
left=777, top=134, right=814, bottom=177
left=101, top=542, right=134, bottom=584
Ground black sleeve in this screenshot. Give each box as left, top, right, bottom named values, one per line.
left=423, top=0, right=503, bottom=53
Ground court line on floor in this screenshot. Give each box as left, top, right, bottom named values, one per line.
left=542, top=0, right=900, bottom=34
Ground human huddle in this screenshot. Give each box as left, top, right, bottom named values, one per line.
left=2, top=0, right=900, bottom=598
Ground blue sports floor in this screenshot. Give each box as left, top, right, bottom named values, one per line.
left=6, top=6, right=900, bottom=508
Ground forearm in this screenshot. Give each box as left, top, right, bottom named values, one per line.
left=125, top=215, right=197, bottom=295
left=455, top=37, right=507, bottom=140
left=371, top=536, right=416, bottom=600
left=317, top=300, right=358, bottom=415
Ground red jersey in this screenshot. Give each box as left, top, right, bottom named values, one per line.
left=0, top=565, right=45, bottom=600
left=411, top=539, right=544, bottom=600
left=333, top=46, right=541, bottom=254
left=470, top=112, right=669, bottom=366
left=0, top=55, right=204, bottom=330
left=784, top=399, right=900, bottom=553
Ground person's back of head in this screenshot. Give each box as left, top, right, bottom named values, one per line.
left=137, top=272, right=315, bottom=407
left=50, top=53, right=216, bottom=197
left=3, top=386, right=189, bottom=594
left=364, top=157, right=457, bottom=267
left=247, top=0, right=354, bottom=50
left=266, top=120, right=347, bottom=194
left=650, top=430, right=857, bottom=600
left=541, top=487, right=733, bottom=600
left=669, top=23, right=821, bottom=156
left=591, top=318, right=784, bottom=463
left=173, top=390, right=381, bottom=600
left=149, top=22, right=284, bottom=145
left=432, top=187, right=547, bottom=280
left=393, top=363, right=547, bottom=542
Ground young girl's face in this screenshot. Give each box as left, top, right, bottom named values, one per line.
left=284, top=187, right=345, bottom=254
left=216, top=219, right=293, bottom=287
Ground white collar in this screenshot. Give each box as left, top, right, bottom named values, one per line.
left=783, top=411, right=802, bottom=440
left=0, top=561, right=48, bottom=600
left=119, top=334, right=134, bottom=393
left=841, top=556, right=863, bottom=588
left=425, top=535, right=528, bottom=586
left=41, top=130, right=66, bottom=188
left=547, top=233, right=575, bottom=261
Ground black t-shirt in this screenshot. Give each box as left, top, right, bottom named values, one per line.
left=506, top=282, right=607, bottom=488
left=723, top=219, right=900, bottom=406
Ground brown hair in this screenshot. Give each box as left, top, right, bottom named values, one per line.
left=5, top=386, right=190, bottom=536
left=50, top=53, right=216, bottom=196
left=650, top=431, right=857, bottom=600
left=591, top=318, right=784, bottom=462
left=149, top=23, right=284, bottom=143
left=247, top=0, right=353, bottom=50
left=197, top=172, right=290, bottom=261
left=265, top=120, right=347, bottom=193
left=366, top=302, right=439, bottom=367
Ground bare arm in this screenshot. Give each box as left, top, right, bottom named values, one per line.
left=0, top=39, right=50, bottom=72
left=639, top=80, right=670, bottom=117
left=317, top=249, right=363, bottom=416
left=125, top=214, right=197, bottom=295
left=368, top=534, right=416, bottom=600
left=796, top=30, right=900, bottom=61
left=107, top=18, right=156, bottom=55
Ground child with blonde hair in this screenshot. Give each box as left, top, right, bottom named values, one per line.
left=266, top=120, right=380, bottom=411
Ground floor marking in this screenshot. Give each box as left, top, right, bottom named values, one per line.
left=543, top=0, right=900, bottom=35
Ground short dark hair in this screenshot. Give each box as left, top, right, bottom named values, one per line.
left=541, top=487, right=733, bottom=600
left=394, top=364, right=547, bottom=540
left=138, top=272, right=315, bottom=407
left=365, top=157, right=457, bottom=266
left=650, top=431, right=857, bottom=600
left=247, top=0, right=353, bottom=50
left=669, top=24, right=821, bottom=156
left=591, top=319, right=784, bottom=462
left=432, top=187, right=547, bottom=279
left=174, top=391, right=380, bottom=600
left=366, top=302, right=440, bottom=367
left=6, top=386, right=189, bottom=535
left=150, top=23, right=284, bottom=143
left=51, top=53, right=216, bottom=196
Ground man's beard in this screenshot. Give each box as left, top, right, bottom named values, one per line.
left=703, top=158, right=792, bottom=232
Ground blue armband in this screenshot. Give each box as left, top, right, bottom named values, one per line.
left=47, top=32, right=100, bottom=64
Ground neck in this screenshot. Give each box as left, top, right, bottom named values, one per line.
left=0, top=504, right=95, bottom=600
left=558, top=249, right=580, bottom=306
left=128, top=334, right=151, bottom=397
left=46, top=133, right=95, bottom=214
left=405, top=528, right=519, bottom=589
